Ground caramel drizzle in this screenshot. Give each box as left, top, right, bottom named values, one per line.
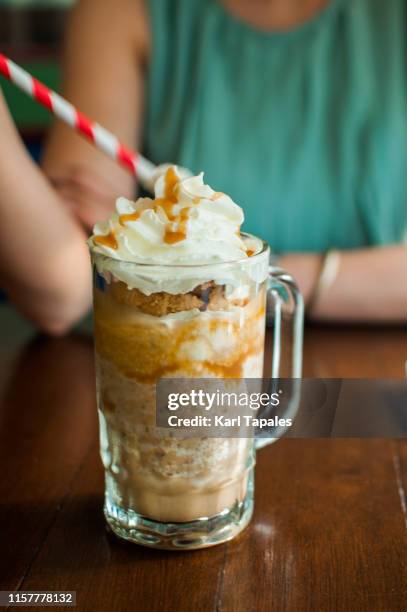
left=116, top=167, right=191, bottom=244
left=165, top=207, right=191, bottom=244
left=94, top=232, right=118, bottom=250
left=155, top=167, right=190, bottom=244
left=96, top=168, right=222, bottom=249
left=119, top=211, right=140, bottom=225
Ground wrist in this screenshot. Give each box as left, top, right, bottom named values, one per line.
left=279, top=253, right=323, bottom=303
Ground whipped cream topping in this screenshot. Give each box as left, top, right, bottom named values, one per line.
left=89, top=166, right=268, bottom=295
left=91, top=167, right=257, bottom=264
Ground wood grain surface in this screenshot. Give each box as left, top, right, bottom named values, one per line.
left=1, top=321, right=406, bottom=611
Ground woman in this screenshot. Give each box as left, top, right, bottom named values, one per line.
left=0, top=0, right=406, bottom=333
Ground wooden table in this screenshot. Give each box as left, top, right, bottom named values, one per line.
left=1, top=314, right=407, bottom=611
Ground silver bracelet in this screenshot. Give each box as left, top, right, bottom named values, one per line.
left=308, top=249, right=341, bottom=314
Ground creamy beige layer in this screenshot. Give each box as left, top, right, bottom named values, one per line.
left=97, top=356, right=257, bottom=521
left=100, top=404, right=253, bottom=521
left=105, top=464, right=250, bottom=523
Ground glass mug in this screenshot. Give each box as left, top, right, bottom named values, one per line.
left=90, top=235, right=303, bottom=550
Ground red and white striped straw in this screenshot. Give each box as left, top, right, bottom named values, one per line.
left=0, top=53, right=157, bottom=191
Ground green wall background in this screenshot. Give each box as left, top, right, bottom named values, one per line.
left=1, top=61, right=60, bottom=129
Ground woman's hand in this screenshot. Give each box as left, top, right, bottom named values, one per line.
left=51, top=165, right=119, bottom=231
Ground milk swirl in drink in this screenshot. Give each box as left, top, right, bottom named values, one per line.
left=90, top=167, right=269, bottom=530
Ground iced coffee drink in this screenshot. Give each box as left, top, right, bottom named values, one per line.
left=90, top=167, right=269, bottom=549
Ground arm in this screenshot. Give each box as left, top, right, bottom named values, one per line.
left=280, top=245, right=407, bottom=323
left=0, top=90, right=90, bottom=334
left=0, top=0, right=148, bottom=333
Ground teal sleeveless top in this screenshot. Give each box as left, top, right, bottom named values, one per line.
left=143, top=0, right=407, bottom=252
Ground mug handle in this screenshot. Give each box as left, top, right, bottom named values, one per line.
left=268, top=267, right=304, bottom=379
left=255, top=267, right=304, bottom=450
